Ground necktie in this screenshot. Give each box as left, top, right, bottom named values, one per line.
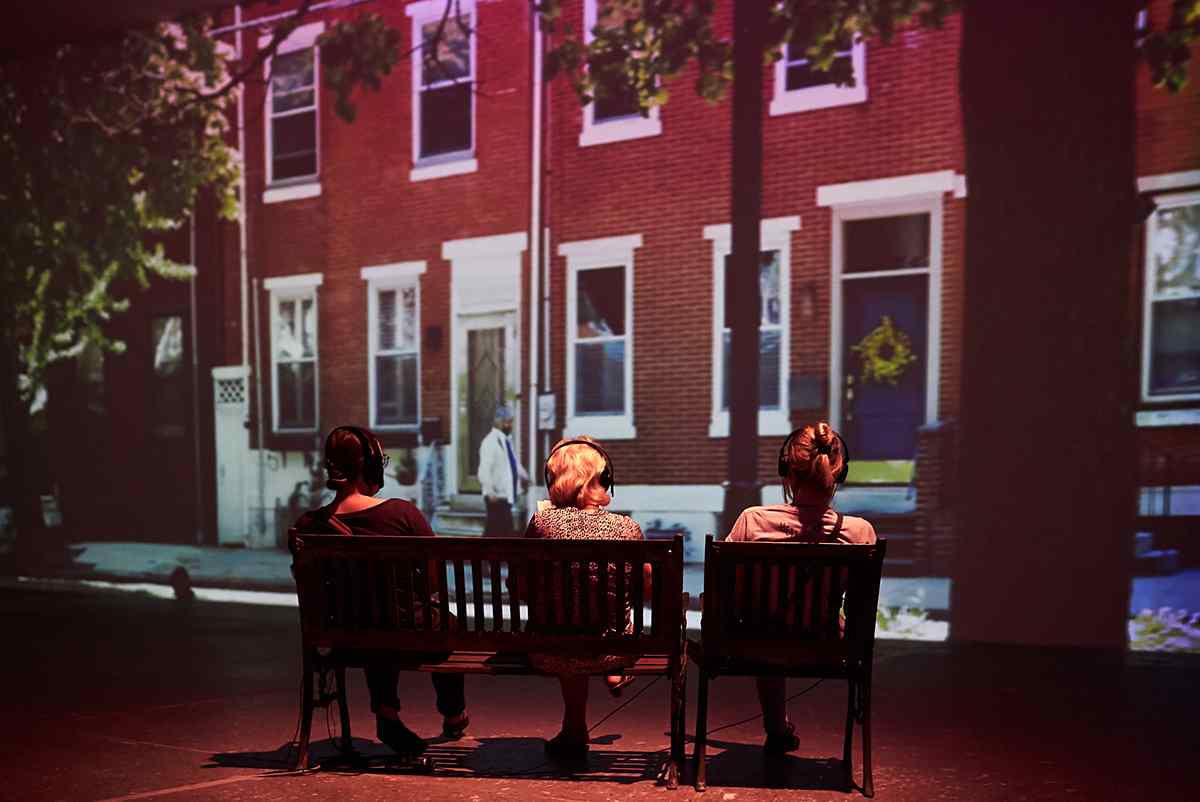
left=504, top=436, right=519, bottom=504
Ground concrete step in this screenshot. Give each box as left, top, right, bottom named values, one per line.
left=433, top=509, right=486, bottom=536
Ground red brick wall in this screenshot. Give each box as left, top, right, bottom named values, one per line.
left=238, top=0, right=533, bottom=449
left=546, top=7, right=965, bottom=486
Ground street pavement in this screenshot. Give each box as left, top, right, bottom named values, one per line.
left=0, top=582, right=1195, bottom=801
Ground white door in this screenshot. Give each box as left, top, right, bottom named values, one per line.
left=454, top=311, right=518, bottom=495
left=213, top=368, right=249, bottom=544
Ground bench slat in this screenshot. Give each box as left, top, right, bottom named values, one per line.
left=507, top=560, right=520, bottom=634
left=453, top=558, right=467, bottom=631
left=490, top=559, right=503, bottom=632
left=438, top=559, right=451, bottom=632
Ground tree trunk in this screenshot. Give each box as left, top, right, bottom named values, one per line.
left=952, top=0, right=1136, bottom=647
left=721, top=0, right=767, bottom=536
left=0, top=333, right=47, bottom=568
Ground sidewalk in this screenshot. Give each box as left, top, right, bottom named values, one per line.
left=26, top=539, right=952, bottom=609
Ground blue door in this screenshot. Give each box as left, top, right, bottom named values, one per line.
left=839, top=210, right=931, bottom=467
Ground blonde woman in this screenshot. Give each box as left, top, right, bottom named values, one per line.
left=523, top=436, right=644, bottom=760
left=725, top=422, right=876, bottom=755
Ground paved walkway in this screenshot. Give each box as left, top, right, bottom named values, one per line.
left=1, top=583, right=1194, bottom=802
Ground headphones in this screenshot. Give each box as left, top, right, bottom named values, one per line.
left=778, top=428, right=851, bottom=485
left=544, top=439, right=615, bottom=497
left=326, top=425, right=388, bottom=490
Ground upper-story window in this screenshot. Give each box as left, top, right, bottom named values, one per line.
left=264, top=273, right=323, bottom=432
left=263, top=22, right=324, bottom=202
left=1142, top=193, right=1200, bottom=402
left=560, top=234, right=642, bottom=439
left=362, top=262, right=426, bottom=429
left=770, top=34, right=867, bottom=116
left=579, top=0, right=661, bottom=147
left=705, top=217, right=799, bottom=437
left=408, top=0, right=478, bottom=181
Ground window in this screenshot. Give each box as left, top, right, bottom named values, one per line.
left=408, top=0, right=477, bottom=181
left=262, top=22, right=323, bottom=201
left=264, top=273, right=322, bottom=432
left=705, top=217, right=799, bottom=437
left=362, top=262, right=426, bottom=428
left=579, top=0, right=661, bottom=147
left=770, top=34, right=866, bottom=116
left=1143, top=193, right=1200, bottom=402
left=560, top=234, right=641, bottom=439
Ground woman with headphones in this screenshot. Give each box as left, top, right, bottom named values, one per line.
left=293, top=425, right=470, bottom=762
left=725, top=421, right=876, bottom=756
left=522, top=435, right=647, bottom=761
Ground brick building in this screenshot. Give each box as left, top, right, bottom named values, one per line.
left=40, top=0, right=1198, bottom=574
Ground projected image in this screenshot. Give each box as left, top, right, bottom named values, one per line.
left=0, top=0, right=1194, bottom=658
left=1131, top=198, right=1200, bottom=653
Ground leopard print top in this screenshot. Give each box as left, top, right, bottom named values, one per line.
left=523, top=506, right=643, bottom=675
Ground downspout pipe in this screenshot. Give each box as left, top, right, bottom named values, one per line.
left=236, top=3, right=249, bottom=368
left=189, top=212, right=205, bottom=545
left=527, top=5, right=544, bottom=497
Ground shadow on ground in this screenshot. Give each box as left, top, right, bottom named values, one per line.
left=209, top=734, right=858, bottom=793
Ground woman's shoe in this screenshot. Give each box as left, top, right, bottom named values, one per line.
left=763, top=721, right=800, bottom=756
left=377, top=716, right=427, bottom=758
left=606, top=674, right=636, bottom=698
left=441, top=712, right=470, bottom=739
left=544, top=732, right=589, bottom=761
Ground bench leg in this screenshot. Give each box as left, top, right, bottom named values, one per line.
left=693, top=670, right=709, bottom=792
left=861, top=673, right=874, bottom=798
left=335, top=666, right=353, bottom=755
left=294, top=660, right=315, bottom=771
left=675, top=664, right=687, bottom=787
left=663, top=666, right=684, bottom=790
left=843, top=677, right=855, bottom=786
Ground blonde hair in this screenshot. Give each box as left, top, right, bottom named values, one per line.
left=546, top=436, right=611, bottom=509
left=780, top=422, right=847, bottom=503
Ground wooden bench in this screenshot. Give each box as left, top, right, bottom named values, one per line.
left=288, top=530, right=690, bottom=787
left=690, top=536, right=887, bottom=796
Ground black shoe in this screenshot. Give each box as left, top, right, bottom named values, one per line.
left=377, top=716, right=427, bottom=758
left=763, top=722, right=800, bottom=756
left=441, top=712, right=470, bottom=739
left=544, top=732, right=589, bottom=761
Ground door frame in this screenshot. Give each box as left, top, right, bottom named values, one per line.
left=829, top=194, right=943, bottom=436
left=450, top=309, right=520, bottom=496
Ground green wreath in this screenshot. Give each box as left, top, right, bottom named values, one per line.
left=851, top=315, right=918, bottom=386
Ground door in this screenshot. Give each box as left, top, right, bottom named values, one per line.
left=456, top=312, right=518, bottom=493
left=837, top=210, right=933, bottom=480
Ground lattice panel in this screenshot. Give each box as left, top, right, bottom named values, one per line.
left=216, top=377, right=246, bottom=406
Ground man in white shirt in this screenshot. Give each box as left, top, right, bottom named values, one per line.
left=478, top=404, right=528, bottom=536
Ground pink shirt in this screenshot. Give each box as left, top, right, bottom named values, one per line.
left=725, top=504, right=876, bottom=545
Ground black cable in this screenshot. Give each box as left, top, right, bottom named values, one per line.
left=703, top=678, right=825, bottom=737
left=588, top=675, right=662, bottom=734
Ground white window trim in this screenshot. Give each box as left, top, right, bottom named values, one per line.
left=264, top=272, right=323, bottom=434
left=261, top=21, right=324, bottom=199
left=703, top=216, right=801, bottom=438
left=361, top=262, right=427, bottom=430
left=817, top=170, right=963, bottom=207
left=828, top=194, right=943, bottom=433
left=559, top=234, right=641, bottom=439
left=770, top=35, right=866, bottom=116
left=578, top=0, right=662, bottom=148
left=1137, top=170, right=1200, bottom=194
left=1141, top=189, right=1200, bottom=403
left=408, top=0, right=477, bottom=180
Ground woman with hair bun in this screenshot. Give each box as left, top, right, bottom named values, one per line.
left=523, top=436, right=647, bottom=761
left=293, top=425, right=469, bottom=761
left=725, top=421, right=876, bottom=756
